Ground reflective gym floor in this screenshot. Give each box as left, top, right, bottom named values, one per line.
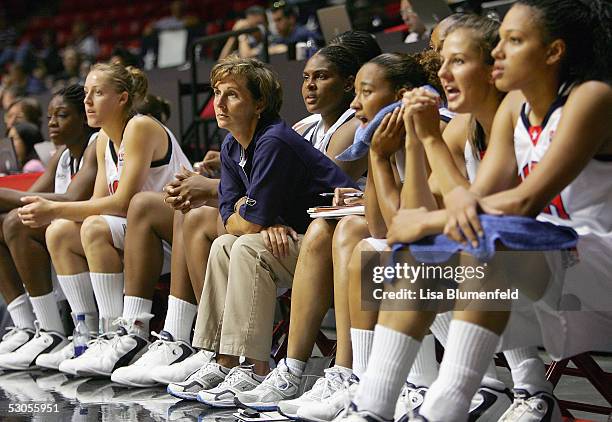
left=0, top=352, right=609, bottom=421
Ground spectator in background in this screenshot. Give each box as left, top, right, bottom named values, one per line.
left=152, top=0, right=198, bottom=31
left=53, top=47, right=82, bottom=90
left=400, top=0, right=427, bottom=43
left=0, top=8, right=17, bottom=68
left=218, top=6, right=268, bottom=60
left=69, top=20, right=99, bottom=61
left=140, top=0, right=199, bottom=65
left=3, top=98, right=42, bottom=132
left=8, top=121, right=44, bottom=172
left=269, top=1, right=321, bottom=55
left=39, top=30, right=64, bottom=78
left=2, top=63, right=46, bottom=96
left=0, top=85, right=20, bottom=112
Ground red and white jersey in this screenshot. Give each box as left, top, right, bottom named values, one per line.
left=54, top=132, right=98, bottom=194
left=104, top=118, right=192, bottom=195
left=514, top=85, right=612, bottom=235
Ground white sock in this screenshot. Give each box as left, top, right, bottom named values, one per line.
left=332, top=364, right=353, bottom=379
left=90, top=272, right=124, bottom=320
left=407, top=334, right=438, bottom=387
left=30, top=292, right=65, bottom=334
left=57, top=272, right=97, bottom=313
left=420, top=320, right=500, bottom=422
left=6, top=293, right=35, bottom=329
left=504, top=347, right=552, bottom=394
left=481, top=360, right=506, bottom=390
left=284, top=358, right=306, bottom=377
left=123, top=295, right=153, bottom=335
left=355, top=325, right=421, bottom=420
left=429, top=312, right=451, bottom=346
left=432, top=312, right=504, bottom=390
left=163, top=295, right=197, bottom=342
left=350, top=328, right=374, bottom=380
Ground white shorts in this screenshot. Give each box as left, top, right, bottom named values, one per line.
left=100, top=215, right=172, bottom=275
left=534, top=231, right=612, bottom=359
left=365, top=237, right=389, bottom=252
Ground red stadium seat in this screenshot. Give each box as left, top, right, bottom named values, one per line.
left=57, top=30, right=72, bottom=47
left=52, top=14, right=72, bottom=31
left=224, top=19, right=236, bottom=31
left=98, top=43, right=114, bottom=60
left=205, top=22, right=221, bottom=36
left=0, top=173, right=43, bottom=191
left=96, top=27, right=115, bottom=44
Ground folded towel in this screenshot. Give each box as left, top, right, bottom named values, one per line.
left=392, top=215, right=579, bottom=264
left=336, top=101, right=402, bottom=162
left=336, top=85, right=447, bottom=162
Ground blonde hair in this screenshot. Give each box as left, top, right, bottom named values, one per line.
left=90, top=63, right=148, bottom=114
left=210, top=56, right=282, bottom=121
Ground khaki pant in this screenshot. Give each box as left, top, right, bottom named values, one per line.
left=192, top=233, right=302, bottom=361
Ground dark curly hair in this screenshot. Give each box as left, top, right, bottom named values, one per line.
left=515, top=0, right=611, bottom=82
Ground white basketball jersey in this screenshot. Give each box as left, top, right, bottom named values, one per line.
left=514, top=85, right=612, bottom=235
left=464, top=140, right=484, bottom=184
left=54, top=132, right=98, bottom=194
left=104, top=119, right=192, bottom=195
left=301, top=108, right=356, bottom=153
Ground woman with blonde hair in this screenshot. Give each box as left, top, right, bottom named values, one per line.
left=16, top=63, right=191, bottom=376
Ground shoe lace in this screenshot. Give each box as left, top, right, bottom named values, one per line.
left=336, top=379, right=356, bottom=419
left=307, top=368, right=345, bottom=400
left=222, top=366, right=251, bottom=388
left=107, top=317, right=139, bottom=350
left=189, top=361, right=218, bottom=380
left=524, top=397, right=547, bottom=414
left=33, top=320, right=42, bottom=338
left=85, top=335, right=111, bottom=353
left=147, top=331, right=178, bottom=357
left=499, top=397, right=528, bottom=421
left=1, top=326, right=21, bottom=341
left=262, top=366, right=292, bottom=391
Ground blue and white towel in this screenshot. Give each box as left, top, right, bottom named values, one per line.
left=336, top=85, right=450, bottom=162
left=336, top=101, right=402, bottom=162
left=392, top=215, right=579, bottom=264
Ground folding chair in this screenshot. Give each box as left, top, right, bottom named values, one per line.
left=545, top=352, right=612, bottom=417
left=271, top=290, right=337, bottom=364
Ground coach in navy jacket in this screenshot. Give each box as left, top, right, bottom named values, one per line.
left=192, top=57, right=355, bottom=384
left=218, top=117, right=356, bottom=234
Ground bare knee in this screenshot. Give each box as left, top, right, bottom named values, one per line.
left=127, top=192, right=165, bottom=224
left=46, top=219, right=81, bottom=253
left=302, top=218, right=334, bottom=252
left=80, top=216, right=113, bottom=252
left=333, top=215, right=367, bottom=249
left=183, top=206, right=219, bottom=241
left=2, top=209, right=29, bottom=245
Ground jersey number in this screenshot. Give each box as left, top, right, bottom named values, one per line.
left=520, top=162, right=570, bottom=220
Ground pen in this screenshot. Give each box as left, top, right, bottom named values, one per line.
left=319, top=192, right=364, bottom=197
